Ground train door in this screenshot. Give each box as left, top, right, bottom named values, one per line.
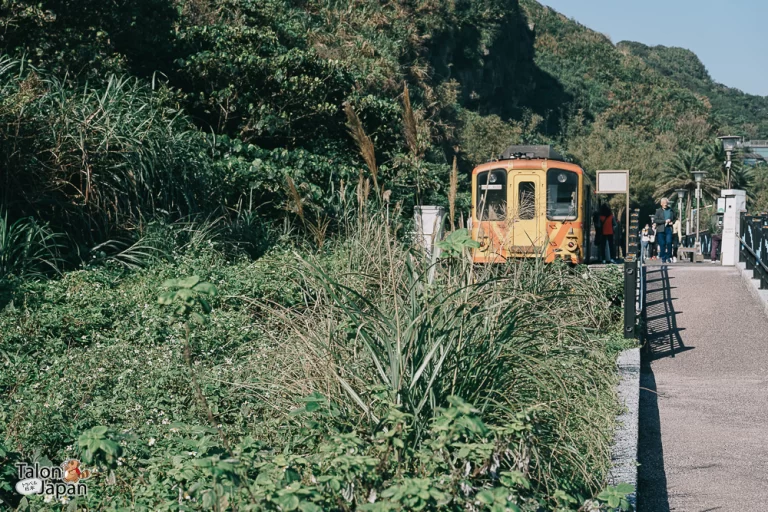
left=511, top=172, right=544, bottom=253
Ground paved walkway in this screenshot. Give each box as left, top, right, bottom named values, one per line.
left=638, top=264, right=768, bottom=511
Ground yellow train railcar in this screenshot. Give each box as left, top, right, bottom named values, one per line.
left=470, top=145, right=597, bottom=264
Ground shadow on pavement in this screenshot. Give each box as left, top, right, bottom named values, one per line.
left=637, top=364, right=671, bottom=512
left=637, top=265, right=688, bottom=511
left=643, top=267, right=692, bottom=360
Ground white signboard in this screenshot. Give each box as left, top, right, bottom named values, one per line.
left=596, top=170, right=629, bottom=194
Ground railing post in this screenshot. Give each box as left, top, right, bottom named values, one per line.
left=741, top=214, right=768, bottom=290
left=628, top=209, right=639, bottom=260
left=624, top=259, right=638, bottom=339
left=745, top=216, right=754, bottom=271
left=740, top=212, right=746, bottom=264
left=761, top=224, right=768, bottom=289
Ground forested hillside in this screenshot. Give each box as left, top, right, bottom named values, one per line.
left=2, top=0, right=766, bottom=249
left=0, top=1, right=764, bottom=510
left=1, top=0, right=562, bottom=250
left=618, top=41, right=768, bottom=138
left=519, top=0, right=768, bottom=213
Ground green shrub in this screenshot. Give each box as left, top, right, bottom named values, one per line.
left=0, top=213, right=631, bottom=510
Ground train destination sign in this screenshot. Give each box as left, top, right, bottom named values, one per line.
left=595, top=170, right=629, bottom=194
left=596, top=170, right=631, bottom=256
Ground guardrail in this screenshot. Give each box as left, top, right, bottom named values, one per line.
left=740, top=213, right=768, bottom=289
left=682, top=232, right=714, bottom=260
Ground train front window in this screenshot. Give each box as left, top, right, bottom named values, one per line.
left=546, top=169, right=578, bottom=221
left=476, top=170, right=507, bottom=221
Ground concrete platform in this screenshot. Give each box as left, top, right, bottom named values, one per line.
left=638, top=265, right=768, bottom=511
left=736, top=261, right=768, bottom=317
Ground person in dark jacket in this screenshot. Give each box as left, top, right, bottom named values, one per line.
left=654, top=198, right=677, bottom=264
left=711, top=220, right=723, bottom=264
left=593, top=208, right=603, bottom=262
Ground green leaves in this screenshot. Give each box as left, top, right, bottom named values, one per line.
left=475, top=487, right=522, bottom=512
left=377, top=478, right=451, bottom=510
left=436, top=229, right=481, bottom=258
left=157, top=275, right=217, bottom=320
left=597, top=483, right=635, bottom=511
left=77, top=426, right=123, bottom=466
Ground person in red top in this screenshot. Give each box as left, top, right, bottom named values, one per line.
left=598, top=203, right=617, bottom=263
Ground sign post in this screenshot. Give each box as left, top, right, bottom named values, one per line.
left=596, top=170, right=631, bottom=257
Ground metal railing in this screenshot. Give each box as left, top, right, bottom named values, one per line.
left=624, top=209, right=642, bottom=339
left=740, top=214, right=768, bottom=289
left=682, top=232, right=715, bottom=260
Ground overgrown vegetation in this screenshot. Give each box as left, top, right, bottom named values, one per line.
left=2, top=0, right=766, bottom=509
left=0, top=214, right=632, bottom=510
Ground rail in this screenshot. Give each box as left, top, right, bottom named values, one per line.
left=740, top=213, right=768, bottom=290
left=682, top=231, right=714, bottom=260
left=637, top=255, right=645, bottom=314
left=624, top=209, right=642, bottom=339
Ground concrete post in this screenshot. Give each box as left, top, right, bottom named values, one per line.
left=720, top=189, right=747, bottom=266
left=414, top=206, right=446, bottom=284
left=414, top=206, right=446, bottom=258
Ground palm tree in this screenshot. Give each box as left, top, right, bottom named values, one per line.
left=655, top=149, right=718, bottom=223
left=705, top=141, right=756, bottom=201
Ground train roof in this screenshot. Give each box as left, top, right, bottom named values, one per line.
left=500, top=145, right=564, bottom=161
left=472, top=144, right=584, bottom=176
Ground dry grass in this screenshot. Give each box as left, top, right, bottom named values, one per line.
left=449, top=155, right=458, bottom=230
left=230, top=212, right=625, bottom=497
left=402, top=83, right=420, bottom=157
left=344, top=103, right=379, bottom=195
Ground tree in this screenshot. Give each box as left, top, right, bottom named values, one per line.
left=705, top=141, right=756, bottom=201
left=654, top=149, right=718, bottom=223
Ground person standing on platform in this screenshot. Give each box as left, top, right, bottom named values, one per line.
left=640, top=224, right=651, bottom=263
left=672, top=217, right=682, bottom=263
left=598, top=204, right=617, bottom=264
left=654, top=198, right=676, bottom=264
left=593, top=208, right=604, bottom=263
left=711, top=221, right=723, bottom=264
left=616, top=220, right=625, bottom=260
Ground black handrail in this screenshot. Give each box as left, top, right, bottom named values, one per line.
left=624, top=209, right=641, bottom=339
left=740, top=213, right=768, bottom=290
left=682, top=232, right=714, bottom=260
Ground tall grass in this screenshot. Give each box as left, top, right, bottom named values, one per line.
left=238, top=213, right=624, bottom=498
left=0, top=57, right=222, bottom=244
left=0, top=211, right=61, bottom=280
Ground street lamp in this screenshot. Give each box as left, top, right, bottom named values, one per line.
left=718, top=135, right=741, bottom=189
left=692, top=170, right=707, bottom=255
left=676, top=189, right=687, bottom=236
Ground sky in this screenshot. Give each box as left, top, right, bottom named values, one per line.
left=538, top=0, right=768, bottom=97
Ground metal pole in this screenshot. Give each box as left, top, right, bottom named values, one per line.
left=696, top=183, right=701, bottom=254
left=624, top=259, right=638, bottom=338
left=626, top=193, right=630, bottom=257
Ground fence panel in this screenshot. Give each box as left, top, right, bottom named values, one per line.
left=740, top=214, right=768, bottom=289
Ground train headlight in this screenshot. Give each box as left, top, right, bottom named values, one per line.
left=567, top=241, right=576, bottom=250
left=557, top=173, right=567, bottom=183
left=489, top=173, right=498, bottom=184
